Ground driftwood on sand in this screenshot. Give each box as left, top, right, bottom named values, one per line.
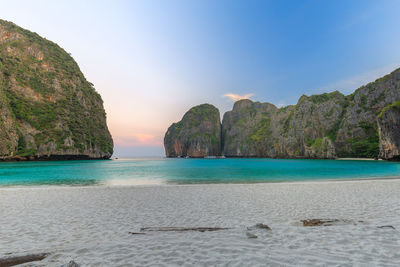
left=301, top=219, right=364, bottom=227
left=140, top=227, right=230, bottom=232
left=0, top=253, right=48, bottom=267
left=128, top=232, right=146, bottom=235
left=377, top=225, right=396, bottom=229
left=302, top=219, right=341, bottom=226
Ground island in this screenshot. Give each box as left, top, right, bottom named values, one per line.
left=165, top=69, right=400, bottom=160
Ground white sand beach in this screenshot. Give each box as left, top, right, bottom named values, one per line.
left=1, top=179, right=400, bottom=266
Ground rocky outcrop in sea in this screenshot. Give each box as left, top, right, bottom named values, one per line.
left=164, top=104, right=221, bottom=157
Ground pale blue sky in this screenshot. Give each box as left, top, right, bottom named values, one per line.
left=1, top=0, right=400, bottom=156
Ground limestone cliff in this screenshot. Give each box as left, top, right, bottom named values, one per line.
left=165, top=68, right=400, bottom=160
left=377, top=101, right=400, bottom=160
left=222, top=97, right=339, bottom=158
left=222, top=68, right=400, bottom=159
left=0, top=19, right=113, bottom=160
left=164, top=104, right=221, bottom=157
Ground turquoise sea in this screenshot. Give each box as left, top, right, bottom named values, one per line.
left=0, top=158, right=400, bottom=186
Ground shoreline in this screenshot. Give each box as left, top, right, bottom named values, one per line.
left=169, top=156, right=382, bottom=160
left=1, top=175, right=400, bottom=190
left=0, top=156, right=386, bottom=162
left=335, top=157, right=379, bottom=161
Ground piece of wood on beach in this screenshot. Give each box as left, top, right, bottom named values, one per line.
left=128, top=232, right=146, bottom=235
left=301, top=219, right=364, bottom=227
left=0, top=252, right=49, bottom=267
left=140, top=227, right=230, bottom=232
left=377, top=225, right=396, bottom=230
left=302, top=219, right=340, bottom=226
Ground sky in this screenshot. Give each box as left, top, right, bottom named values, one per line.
left=1, top=0, right=400, bottom=157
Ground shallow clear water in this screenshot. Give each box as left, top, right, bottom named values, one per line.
left=1, top=158, right=400, bottom=186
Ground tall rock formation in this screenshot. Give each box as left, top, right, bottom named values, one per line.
left=377, top=101, right=400, bottom=160
left=164, top=104, right=221, bottom=157
left=165, top=68, right=400, bottom=160
left=0, top=19, right=113, bottom=160
left=222, top=96, right=339, bottom=158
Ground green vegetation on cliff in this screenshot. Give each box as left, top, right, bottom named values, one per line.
left=249, top=113, right=271, bottom=145
left=378, top=101, right=400, bottom=119
left=0, top=19, right=113, bottom=159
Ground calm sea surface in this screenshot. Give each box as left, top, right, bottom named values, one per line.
left=0, top=158, right=400, bottom=186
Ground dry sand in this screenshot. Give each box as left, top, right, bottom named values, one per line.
left=1, top=179, right=400, bottom=266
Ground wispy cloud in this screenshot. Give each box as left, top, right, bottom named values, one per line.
left=222, top=93, right=254, bottom=101
left=314, top=63, right=400, bottom=94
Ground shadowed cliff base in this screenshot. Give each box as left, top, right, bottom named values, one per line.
left=0, top=154, right=111, bottom=162
left=165, top=68, right=400, bottom=160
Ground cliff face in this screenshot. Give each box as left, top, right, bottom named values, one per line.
left=377, top=101, right=400, bottom=160
left=0, top=20, right=113, bottom=160
left=222, top=68, right=400, bottom=159
left=164, top=104, right=221, bottom=157
left=165, top=68, right=400, bottom=160
left=222, top=96, right=340, bottom=158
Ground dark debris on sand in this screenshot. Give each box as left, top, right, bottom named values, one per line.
left=128, top=232, right=146, bottom=235
left=301, top=219, right=364, bottom=227
left=61, top=260, right=81, bottom=267
left=0, top=253, right=48, bottom=267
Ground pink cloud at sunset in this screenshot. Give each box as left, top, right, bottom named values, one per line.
left=114, top=133, right=163, bottom=147
left=223, top=93, right=254, bottom=102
